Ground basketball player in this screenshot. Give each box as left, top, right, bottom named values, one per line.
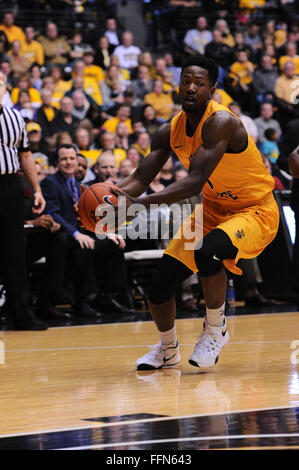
left=113, top=56, right=279, bottom=369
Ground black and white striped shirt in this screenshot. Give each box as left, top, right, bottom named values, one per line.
left=0, top=106, right=30, bottom=175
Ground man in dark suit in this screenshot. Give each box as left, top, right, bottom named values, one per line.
left=41, top=144, right=100, bottom=318
left=42, top=144, right=135, bottom=315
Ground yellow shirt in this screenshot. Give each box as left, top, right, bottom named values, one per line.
left=21, top=40, right=44, bottom=65
left=144, top=92, right=174, bottom=121
left=275, top=74, right=297, bottom=104
left=11, top=87, right=41, bottom=106
left=239, top=0, right=265, bottom=8
left=0, top=24, right=25, bottom=44
left=103, top=117, right=133, bottom=134
left=43, top=106, right=56, bottom=122
left=133, top=142, right=150, bottom=157
left=274, top=29, right=287, bottom=48
left=230, top=61, right=254, bottom=85
left=83, top=64, right=104, bottom=83
left=214, top=88, right=233, bottom=107
left=71, top=75, right=103, bottom=106
left=79, top=149, right=101, bottom=167
left=170, top=100, right=274, bottom=209
left=39, top=37, right=71, bottom=65
left=54, top=79, right=72, bottom=101
left=279, top=55, right=299, bottom=75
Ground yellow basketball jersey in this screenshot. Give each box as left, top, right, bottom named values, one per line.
left=170, top=100, right=275, bottom=210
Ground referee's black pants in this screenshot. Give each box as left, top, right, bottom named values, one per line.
left=0, top=175, right=31, bottom=324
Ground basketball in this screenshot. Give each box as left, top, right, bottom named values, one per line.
left=77, top=182, right=120, bottom=233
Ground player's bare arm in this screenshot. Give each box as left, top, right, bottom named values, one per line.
left=130, top=111, right=236, bottom=208
left=117, top=123, right=171, bottom=197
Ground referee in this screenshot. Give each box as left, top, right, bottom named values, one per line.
left=0, top=71, right=48, bottom=330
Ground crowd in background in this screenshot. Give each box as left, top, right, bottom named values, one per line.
left=0, top=0, right=299, bottom=322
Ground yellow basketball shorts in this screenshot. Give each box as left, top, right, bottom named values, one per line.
left=164, top=194, right=279, bottom=275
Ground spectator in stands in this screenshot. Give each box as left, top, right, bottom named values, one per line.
left=164, top=52, right=181, bottom=87
left=127, top=146, right=141, bottom=170
left=30, top=63, right=43, bottom=91
left=230, top=49, right=255, bottom=113
left=118, top=158, right=133, bottom=179
left=82, top=48, right=104, bottom=83
left=27, top=121, right=49, bottom=170
left=22, top=26, right=44, bottom=66
left=11, top=74, right=41, bottom=109
left=254, top=102, right=282, bottom=145
left=39, top=21, right=71, bottom=65
left=100, top=64, right=126, bottom=110
left=131, top=65, right=152, bottom=104
left=279, top=42, right=299, bottom=75
left=50, top=95, right=79, bottom=138
left=94, top=36, right=114, bottom=70
left=261, top=128, right=280, bottom=164
left=144, top=79, right=174, bottom=122
left=75, top=126, right=100, bottom=166
left=0, top=59, right=15, bottom=90
left=113, top=31, right=141, bottom=71
left=183, top=16, right=213, bottom=56
left=232, top=31, right=253, bottom=62
left=71, top=59, right=103, bottom=106
left=9, top=40, right=32, bottom=80
left=95, top=150, right=119, bottom=184
left=13, top=89, right=31, bottom=113
left=274, top=61, right=299, bottom=120
left=72, top=89, right=93, bottom=122
left=229, top=101, right=258, bottom=142
left=141, top=103, right=160, bottom=137
left=214, top=19, right=235, bottom=48
left=205, top=29, right=234, bottom=69
left=98, top=131, right=127, bottom=167
left=115, top=122, right=130, bottom=151
left=0, top=10, right=25, bottom=45
left=133, top=131, right=151, bottom=158
left=68, top=29, right=90, bottom=63
left=103, top=103, right=133, bottom=133
left=138, top=51, right=155, bottom=79
left=0, top=31, right=9, bottom=63
left=253, top=54, right=279, bottom=104
left=49, top=65, right=72, bottom=103
left=35, top=87, right=58, bottom=139
left=104, top=17, right=121, bottom=49
left=244, top=22, right=263, bottom=57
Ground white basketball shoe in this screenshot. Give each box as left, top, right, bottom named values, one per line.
left=136, top=341, right=181, bottom=370
left=189, top=318, right=229, bottom=368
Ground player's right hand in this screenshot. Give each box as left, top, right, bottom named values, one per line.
left=75, top=232, right=95, bottom=249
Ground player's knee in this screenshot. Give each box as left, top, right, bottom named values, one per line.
left=195, top=247, right=223, bottom=277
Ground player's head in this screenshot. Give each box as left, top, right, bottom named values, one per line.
left=180, top=56, right=218, bottom=112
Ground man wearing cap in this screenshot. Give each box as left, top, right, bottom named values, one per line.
left=27, top=121, right=49, bottom=171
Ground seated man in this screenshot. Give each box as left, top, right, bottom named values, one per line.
left=42, top=145, right=134, bottom=314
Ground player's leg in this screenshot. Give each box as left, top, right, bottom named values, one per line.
left=189, top=228, right=238, bottom=368
left=136, top=254, right=193, bottom=370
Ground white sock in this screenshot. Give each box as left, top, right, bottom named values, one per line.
left=206, top=303, right=225, bottom=327
left=159, top=326, right=177, bottom=347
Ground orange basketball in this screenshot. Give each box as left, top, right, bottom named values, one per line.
left=77, top=182, right=120, bottom=233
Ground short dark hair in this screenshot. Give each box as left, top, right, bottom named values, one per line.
left=181, top=56, right=219, bottom=86
left=264, top=128, right=277, bottom=140
left=57, top=143, right=77, bottom=159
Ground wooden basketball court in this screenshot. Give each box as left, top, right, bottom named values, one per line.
left=0, top=311, right=298, bottom=450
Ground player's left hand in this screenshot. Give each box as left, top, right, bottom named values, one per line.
left=32, top=191, right=46, bottom=214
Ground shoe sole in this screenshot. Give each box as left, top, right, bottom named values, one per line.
left=188, top=355, right=219, bottom=368
left=137, top=360, right=180, bottom=371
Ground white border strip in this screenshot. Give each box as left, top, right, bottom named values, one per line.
left=56, top=433, right=299, bottom=450
left=0, top=404, right=298, bottom=439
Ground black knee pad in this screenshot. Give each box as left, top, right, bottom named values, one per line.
left=195, top=229, right=238, bottom=277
